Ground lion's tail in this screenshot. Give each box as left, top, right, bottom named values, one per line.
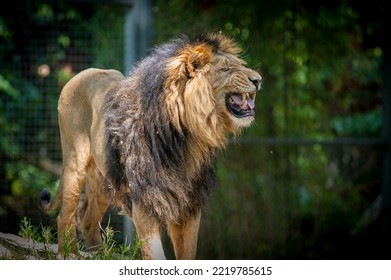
left=39, top=183, right=63, bottom=213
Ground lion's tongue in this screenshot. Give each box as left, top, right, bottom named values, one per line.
left=230, top=94, right=255, bottom=110
left=247, top=98, right=255, bottom=110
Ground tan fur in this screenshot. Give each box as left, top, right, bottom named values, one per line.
left=40, top=33, right=262, bottom=260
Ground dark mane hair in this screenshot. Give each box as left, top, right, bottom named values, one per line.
left=104, top=35, right=217, bottom=222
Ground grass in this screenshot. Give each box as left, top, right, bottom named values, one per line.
left=13, top=217, right=142, bottom=260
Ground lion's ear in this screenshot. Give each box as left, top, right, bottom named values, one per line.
left=184, top=44, right=213, bottom=78
left=165, top=43, right=212, bottom=79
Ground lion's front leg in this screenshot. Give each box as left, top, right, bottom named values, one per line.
left=132, top=203, right=166, bottom=260
left=168, top=210, right=201, bottom=260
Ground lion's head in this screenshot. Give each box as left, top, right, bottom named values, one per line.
left=164, top=33, right=262, bottom=149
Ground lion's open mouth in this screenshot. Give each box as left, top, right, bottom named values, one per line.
left=226, top=92, right=256, bottom=118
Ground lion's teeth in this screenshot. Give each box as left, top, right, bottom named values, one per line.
left=241, top=99, right=248, bottom=109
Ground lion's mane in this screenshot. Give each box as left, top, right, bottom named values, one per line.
left=104, top=34, right=240, bottom=223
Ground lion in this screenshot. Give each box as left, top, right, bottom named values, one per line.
left=39, top=32, right=262, bottom=260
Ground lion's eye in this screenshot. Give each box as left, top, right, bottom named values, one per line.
left=221, top=67, right=230, bottom=72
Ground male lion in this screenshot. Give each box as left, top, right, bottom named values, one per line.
left=39, top=32, right=262, bottom=260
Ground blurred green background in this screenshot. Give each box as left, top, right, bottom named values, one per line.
left=0, top=0, right=389, bottom=259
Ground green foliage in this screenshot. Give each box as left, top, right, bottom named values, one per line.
left=14, top=217, right=142, bottom=260
left=89, top=218, right=142, bottom=260
left=18, top=217, right=41, bottom=241
left=18, top=217, right=42, bottom=258
left=18, top=217, right=56, bottom=259
left=5, top=161, right=58, bottom=197
left=0, top=74, right=21, bottom=157
left=332, top=109, right=382, bottom=137
left=87, top=5, right=125, bottom=71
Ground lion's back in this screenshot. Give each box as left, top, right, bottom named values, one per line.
left=58, top=68, right=124, bottom=111
left=58, top=68, right=124, bottom=125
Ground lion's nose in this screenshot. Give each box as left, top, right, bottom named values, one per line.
left=249, top=76, right=262, bottom=91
